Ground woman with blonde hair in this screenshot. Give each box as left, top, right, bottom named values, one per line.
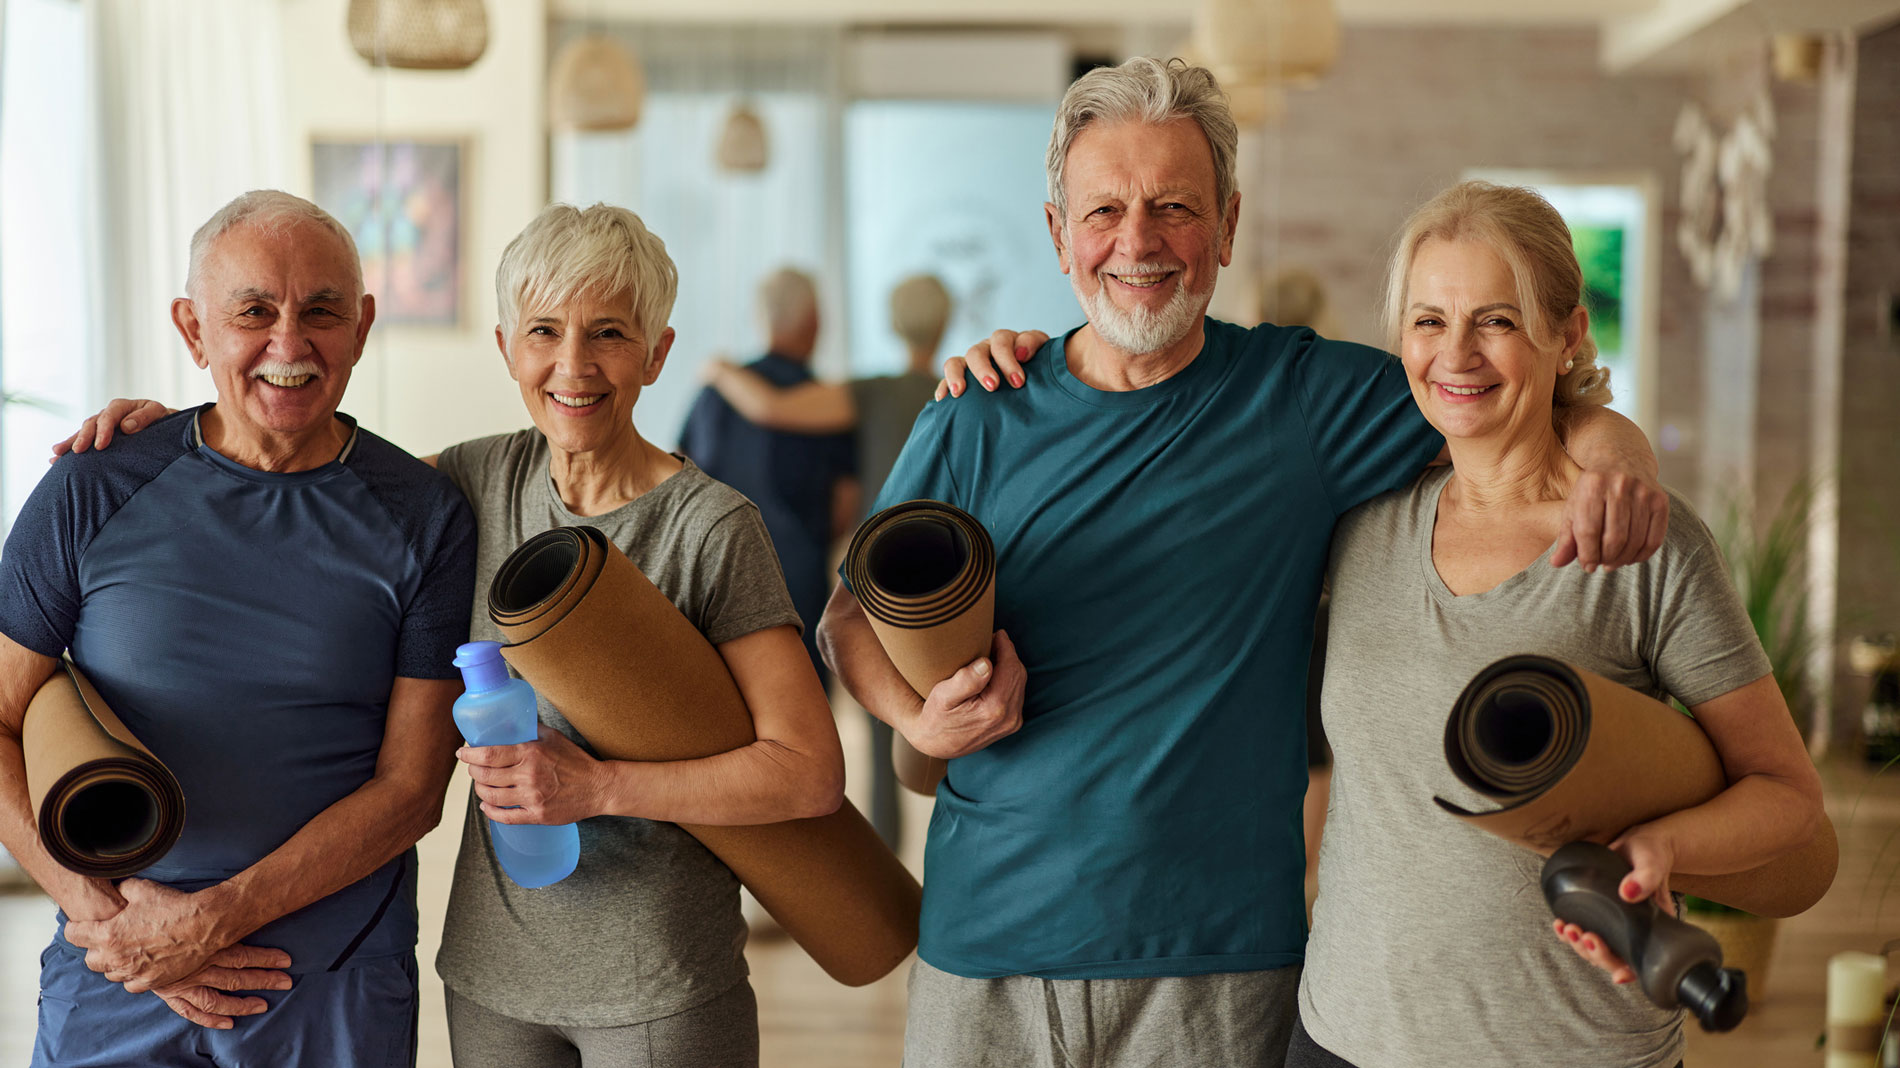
left=1286, top=180, right=1824, bottom=1067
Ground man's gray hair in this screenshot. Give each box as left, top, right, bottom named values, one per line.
left=496, top=203, right=679, bottom=344
left=1045, top=57, right=1239, bottom=222
left=759, top=267, right=819, bottom=334
left=186, top=190, right=362, bottom=301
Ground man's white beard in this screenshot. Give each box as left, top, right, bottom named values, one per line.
left=1074, top=267, right=1207, bottom=357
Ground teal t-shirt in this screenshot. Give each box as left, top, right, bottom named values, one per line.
left=864, top=318, right=1442, bottom=980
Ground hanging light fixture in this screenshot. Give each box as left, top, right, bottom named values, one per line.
left=347, top=0, right=489, bottom=71
left=716, top=102, right=769, bottom=173
left=1194, top=0, right=1340, bottom=89
left=549, top=34, right=646, bottom=132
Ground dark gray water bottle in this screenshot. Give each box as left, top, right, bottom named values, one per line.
left=1541, top=841, right=1748, bottom=1032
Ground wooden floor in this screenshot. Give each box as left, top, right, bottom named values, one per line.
left=2, top=711, right=1894, bottom=1066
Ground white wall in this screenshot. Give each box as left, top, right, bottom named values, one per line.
left=279, top=0, right=548, bottom=455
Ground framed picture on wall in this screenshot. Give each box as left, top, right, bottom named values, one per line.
left=311, top=137, right=464, bottom=327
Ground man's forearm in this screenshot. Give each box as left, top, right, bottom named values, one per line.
left=1556, top=405, right=1657, bottom=478
left=817, top=586, right=924, bottom=736
left=193, top=760, right=452, bottom=947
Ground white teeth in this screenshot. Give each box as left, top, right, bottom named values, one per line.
left=262, top=374, right=314, bottom=388
left=551, top=394, right=602, bottom=408
left=1441, top=384, right=1493, bottom=396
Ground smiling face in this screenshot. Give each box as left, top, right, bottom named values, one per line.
left=171, top=219, right=371, bottom=447
left=1400, top=237, right=1583, bottom=444
left=1047, top=118, right=1239, bottom=357
left=499, top=288, right=675, bottom=460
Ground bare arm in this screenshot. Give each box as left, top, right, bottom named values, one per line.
left=65, top=675, right=462, bottom=992
left=816, top=583, right=1025, bottom=759
left=705, top=362, right=858, bottom=433
left=463, top=623, right=844, bottom=827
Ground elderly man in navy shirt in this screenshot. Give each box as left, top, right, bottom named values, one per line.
left=0, top=190, right=475, bottom=1066
left=679, top=267, right=858, bottom=683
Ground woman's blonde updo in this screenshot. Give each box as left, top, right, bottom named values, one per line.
left=1381, top=180, right=1612, bottom=412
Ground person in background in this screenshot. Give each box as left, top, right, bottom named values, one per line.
left=7, top=190, right=476, bottom=1066
left=699, top=272, right=954, bottom=847
left=679, top=267, right=859, bottom=685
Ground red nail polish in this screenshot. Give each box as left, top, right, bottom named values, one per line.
left=1015, top=346, right=1029, bottom=359
left=951, top=382, right=962, bottom=397
left=983, top=376, right=998, bottom=391
left=1010, top=373, right=1024, bottom=388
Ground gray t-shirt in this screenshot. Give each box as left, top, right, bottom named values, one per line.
left=1299, top=466, right=1770, bottom=1068
left=846, top=371, right=937, bottom=515
left=433, top=429, right=802, bottom=1027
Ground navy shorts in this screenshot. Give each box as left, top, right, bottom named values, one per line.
left=31, top=941, right=418, bottom=1068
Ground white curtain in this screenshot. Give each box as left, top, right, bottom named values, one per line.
left=87, top=0, right=288, bottom=408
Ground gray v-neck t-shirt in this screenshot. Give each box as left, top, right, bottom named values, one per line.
left=433, top=429, right=800, bottom=1027
left=1298, top=466, right=1769, bottom=1068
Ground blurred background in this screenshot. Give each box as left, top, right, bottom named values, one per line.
left=1, top=0, right=1898, bottom=1064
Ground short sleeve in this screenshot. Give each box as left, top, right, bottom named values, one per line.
left=1289, top=330, right=1443, bottom=516
left=0, top=464, right=84, bottom=657
left=393, top=490, right=478, bottom=680
left=1646, top=502, right=1774, bottom=707
left=696, top=505, right=803, bottom=646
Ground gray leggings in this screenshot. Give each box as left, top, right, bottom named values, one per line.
left=444, top=982, right=759, bottom=1068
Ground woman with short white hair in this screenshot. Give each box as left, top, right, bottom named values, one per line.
left=423, top=202, right=844, bottom=1067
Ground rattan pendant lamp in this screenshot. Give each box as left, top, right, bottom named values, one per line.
left=347, top=0, right=489, bottom=70
left=549, top=33, right=647, bottom=132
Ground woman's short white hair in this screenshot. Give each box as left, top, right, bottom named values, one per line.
left=889, top=274, right=952, bottom=351
left=496, top=203, right=678, bottom=345
left=186, top=190, right=361, bottom=301
left=1382, top=180, right=1612, bottom=412
left=1045, top=57, right=1239, bottom=223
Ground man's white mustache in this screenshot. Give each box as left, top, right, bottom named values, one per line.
left=252, top=360, right=323, bottom=378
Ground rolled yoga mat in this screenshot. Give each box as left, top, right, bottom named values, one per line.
left=23, top=660, right=186, bottom=878
left=841, top=500, right=996, bottom=796
left=1437, top=655, right=1837, bottom=918
left=489, top=525, right=921, bottom=986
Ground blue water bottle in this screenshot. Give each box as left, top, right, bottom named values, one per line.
left=452, top=641, right=580, bottom=888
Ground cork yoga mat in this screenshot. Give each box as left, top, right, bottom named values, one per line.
left=23, top=660, right=186, bottom=878
left=488, top=525, right=920, bottom=986
left=841, top=500, right=996, bottom=796
left=1438, top=655, right=1836, bottom=918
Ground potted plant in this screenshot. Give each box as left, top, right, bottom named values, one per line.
left=1679, top=479, right=1819, bottom=1000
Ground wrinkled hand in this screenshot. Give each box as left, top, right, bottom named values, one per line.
left=934, top=330, right=1051, bottom=400
left=907, top=630, right=1027, bottom=759
left=1552, top=829, right=1678, bottom=985
left=63, top=878, right=237, bottom=992
left=151, top=944, right=294, bottom=1029
left=463, top=724, right=606, bottom=825
left=50, top=398, right=172, bottom=461
left=1552, top=467, right=1669, bottom=572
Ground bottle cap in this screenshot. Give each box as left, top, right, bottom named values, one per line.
left=453, top=641, right=510, bottom=694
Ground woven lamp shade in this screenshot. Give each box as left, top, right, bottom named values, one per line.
left=348, top=0, right=488, bottom=71
left=549, top=35, right=646, bottom=132
left=1194, top=0, right=1339, bottom=87
left=716, top=103, right=769, bottom=173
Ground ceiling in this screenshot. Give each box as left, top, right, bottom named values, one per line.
left=551, top=0, right=1900, bottom=72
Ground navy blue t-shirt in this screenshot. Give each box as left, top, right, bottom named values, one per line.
left=0, top=405, right=475, bottom=971
left=861, top=319, right=1442, bottom=980
left=679, top=353, right=856, bottom=668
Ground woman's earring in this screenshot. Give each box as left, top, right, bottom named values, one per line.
left=1563, top=359, right=1575, bottom=372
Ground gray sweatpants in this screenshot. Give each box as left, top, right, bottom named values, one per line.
left=903, top=958, right=1300, bottom=1068
left=444, top=981, right=758, bottom=1068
